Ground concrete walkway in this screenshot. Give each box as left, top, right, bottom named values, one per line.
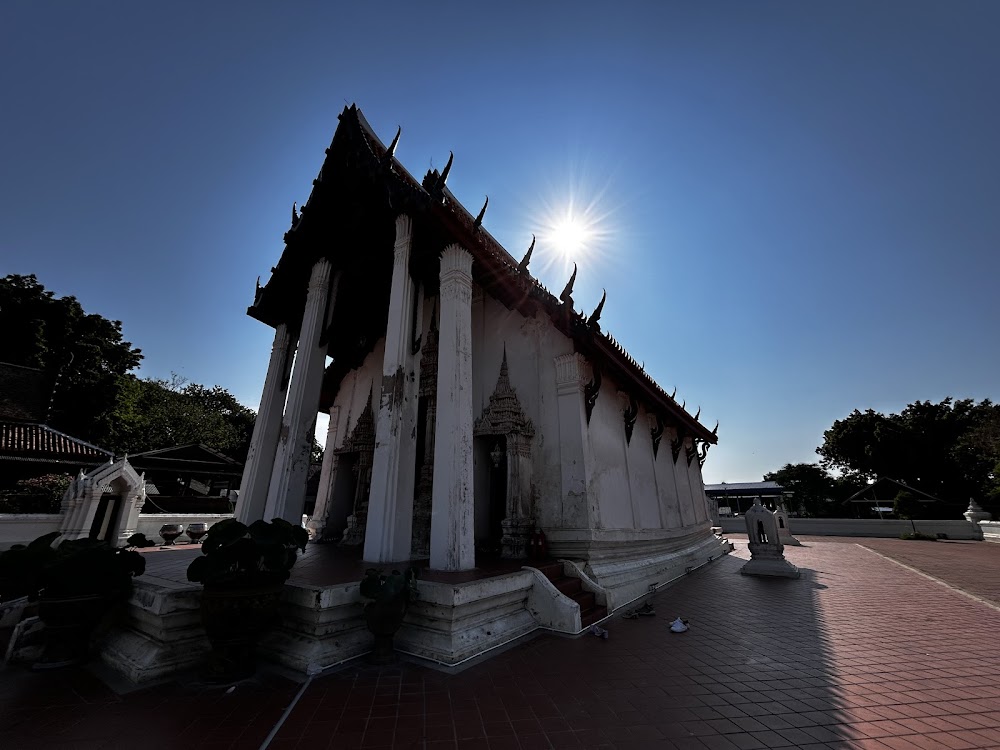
left=2, top=538, right=999, bottom=749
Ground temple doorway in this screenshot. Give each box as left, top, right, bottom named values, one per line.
left=89, top=493, right=124, bottom=542
left=474, top=436, right=507, bottom=557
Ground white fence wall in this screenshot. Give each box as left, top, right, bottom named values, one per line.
left=0, top=513, right=233, bottom=550
left=718, top=517, right=985, bottom=540
left=0, top=514, right=63, bottom=550
left=981, top=521, right=1000, bottom=543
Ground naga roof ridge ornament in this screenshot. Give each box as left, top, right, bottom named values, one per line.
left=474, top=195, right=488, bottom=228
left=712, top=421, right=719, bottom=436
left=291, top=202, right=300, bottom=228
left=650, top=414, right=665, bottom=458
left=518, top=235, right=535, bottom=272
left=584, top=365, right=602, bottom=425
left=587, top=289, right=607, bottom=331
left=623, top=393, right=639, bottom=445
left=694, top=406, right=701, bottom=421
left=559, top=262, right=577, bottom=305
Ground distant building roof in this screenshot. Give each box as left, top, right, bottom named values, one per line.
left=127, top=443, right=243, bottom=478
left=0, top=422, right=113, bottom=465
left=705, top=481, right=785, bottom=494
left=843, top=477, right=944, bottom=505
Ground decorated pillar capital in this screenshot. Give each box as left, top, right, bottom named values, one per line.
left=307, top=257, right=333, bottom=294
left=393, top=214, right=413, bottom=267
left=553, top=353, right=588, bottom=390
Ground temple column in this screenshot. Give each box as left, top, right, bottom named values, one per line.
left=554, top=353, right=592, bottom=529
left=365, top=215, right=423, bottom=562
left=264, top=259, right=337, bottom=524
left=236, top=323, right=294, bottom=523
left=429, top=244, right=475, bottom=571
left=307, top=405, right=340, bottom=540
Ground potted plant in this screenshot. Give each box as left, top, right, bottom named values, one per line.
left=186, top=517, right=308, bottom=682
left=30, top=533, right=149, bottom=669
left=359, top=567, right=418, bottom=664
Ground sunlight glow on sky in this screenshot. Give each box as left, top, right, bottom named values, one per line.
left=2, top=1, right=998, bottom=483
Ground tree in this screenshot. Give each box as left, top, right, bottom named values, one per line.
left=106, top=375, right=255, bottom=461
left=763, top=463, right=836, bottom=517
left=893, top=490, right=920, bottom=536
left=0, top=274, right=142, bottom=443
left=817, top=398, right=997, bottom=505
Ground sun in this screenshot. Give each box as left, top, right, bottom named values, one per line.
left=548, top=215, right=592, bottom=258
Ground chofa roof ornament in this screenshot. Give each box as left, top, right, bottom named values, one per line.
left=560, top=263, right=577, bottom=305
left=436, top=151, right=454, bottom=191
left=474, top=196, right=488, bottom=228
left=382, top=126, right=401, bottom=166
left=587, top=289, right=607, bottom=331
left=518, top=235, right=535, bottom=273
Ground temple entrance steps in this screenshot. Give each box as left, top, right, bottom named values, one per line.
left=522, top=561, right=610, bottom=634
left=534, top=562, right=608, bottom=628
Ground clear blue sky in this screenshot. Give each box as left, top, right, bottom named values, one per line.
left=2, top=1, right=998, bottom=483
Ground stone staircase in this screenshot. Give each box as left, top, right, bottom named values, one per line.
left=534, top=562, right=607, bottom=629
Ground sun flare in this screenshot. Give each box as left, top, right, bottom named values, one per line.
left=548, top=214, right=592, bottom=258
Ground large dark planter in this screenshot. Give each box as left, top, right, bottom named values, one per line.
left=364, top=597, right=409, bottom=665
left=200, top=584, right=284, bottom=682
left=33, top=592, right=111, bottom=669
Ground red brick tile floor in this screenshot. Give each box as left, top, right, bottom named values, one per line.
left=2, top=538, right=999, bottom=750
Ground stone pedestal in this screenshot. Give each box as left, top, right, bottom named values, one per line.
left=741, top=500, right=799, bottom=579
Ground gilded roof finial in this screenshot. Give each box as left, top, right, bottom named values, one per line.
left=518, top=235, right=535, bottom=272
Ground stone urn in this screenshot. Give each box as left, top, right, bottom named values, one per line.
left=186, top=523, right=209, bottom=544
left=159, top=524, right=185, bottom=546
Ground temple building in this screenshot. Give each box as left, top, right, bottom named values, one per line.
left=238, top=104, right=725, bottom=607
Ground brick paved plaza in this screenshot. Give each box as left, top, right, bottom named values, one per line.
left=2, top=538, right=999, bottom=750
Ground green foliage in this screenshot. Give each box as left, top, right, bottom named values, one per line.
left=105, top=374, right=256, bottom=459
left=186, top=518, right=308, bottom=589
left=0, top=473, right=73, bottom=513
left=817, top=398, right=1000, bottom=505
left=763, top=463, right=833, bottom=517
left=0, top=532, right=148, bottom=602
left=0, top=274, right=142, bottom=444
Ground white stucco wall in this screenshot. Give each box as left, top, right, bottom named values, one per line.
left=626, top=404, right=662, bottom=530
left=470, top=292, right=573, bottom=530
left=328, top=338, right=386, bottom=451
left=584, top=376, right=633, bottom=530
